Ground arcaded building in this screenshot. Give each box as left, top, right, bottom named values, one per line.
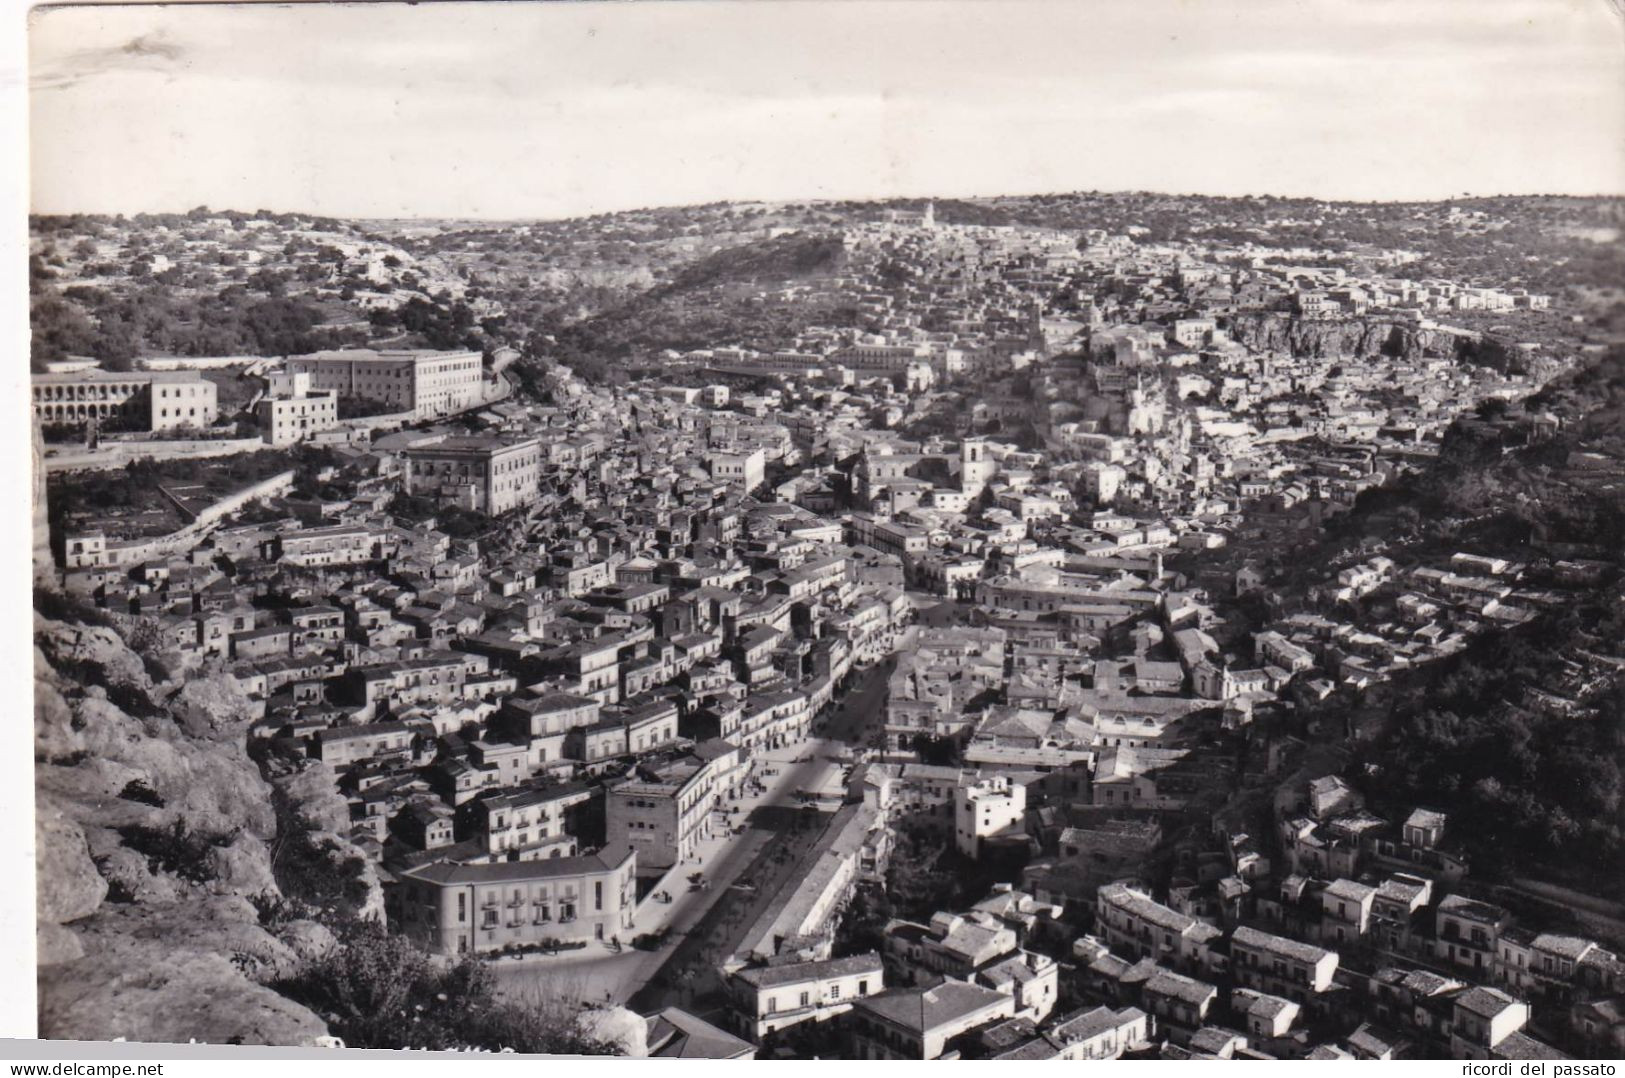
left=31, top=371, right=218, bottom=432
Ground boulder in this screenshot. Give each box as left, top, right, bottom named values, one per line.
left=36, top=796, right=106, bottom=924
left=73, top=894, right=296, bottom=963
left=33, top=665, right=82, bottom=762
left=167, top=674, right=263, bottom=742
left=36, top=921, right=84, bottom=966
left=34, top=619, right=153, bottom=699
left=85, top=840, right=182, bottom=906
left=207, top=834, right=280, bottom=899
left=39, top=951, right=330, bottom=1047
left=39, top=894, right=331, bottom=1044
left=42, top=691, right=277, bottom=841
left=31, top=613, right=336, bottom=1046
left=271, top=762, right=351, bottom=834
left=274, top=919, right=337, bottom=962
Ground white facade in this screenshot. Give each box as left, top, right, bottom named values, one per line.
left=954, top=775, right=1026, bottom=858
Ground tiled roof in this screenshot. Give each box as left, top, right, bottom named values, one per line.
left=854, top=980, right=1008, bottom=1033
left=733, top=952, right=883, bottom=990
left=399, top=846, right=632, bottom=885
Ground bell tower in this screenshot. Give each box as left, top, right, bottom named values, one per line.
left=960, top=436, right=995, bottom=495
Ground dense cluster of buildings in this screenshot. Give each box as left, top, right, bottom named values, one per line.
left=40, top=206, right=1620, bottom=1060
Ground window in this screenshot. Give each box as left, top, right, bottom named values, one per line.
left=829, top=984, right=841, bottom=1000
left=481, top=909, right=497, bottom=928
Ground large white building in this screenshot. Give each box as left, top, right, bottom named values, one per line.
left=257, top=371, right=338, bottom=446
left=392, top=847, right=637, bottom=955
left=402, top=435, right=544, bottom=515
left=285, top=348, right=485, bottom=419
left=954, top=775, right=1027, bottom=858
left=709, top=447, right=766, bottom=493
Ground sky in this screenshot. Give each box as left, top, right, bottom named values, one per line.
left=26, top=0, right=1625, bottom=220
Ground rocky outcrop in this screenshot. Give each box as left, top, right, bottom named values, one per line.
left=33, top=614, right=334, bottom=1046
left=42, top=946, right=330, bottom=1047
left=1226, top=313, right=1565, bottom=380
left=35, top=798, right=106, bottom=923
left=167, top=673, right=266, bottom=743
left=1228, top=312, right=1464, bottom=361
left=270, top=761, right=352, bottom=835
left=267, top=761, right=387, bottom=923
left=35, top=622, right=154, bottom=702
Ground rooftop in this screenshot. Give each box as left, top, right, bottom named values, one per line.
left=853, top=980, right=1009, bottom=1034
left=398, top=846, right=633, bottom=886
left=733, top=952, right=884, bottom=990
left=1231, top=925, right=1335, bottom=966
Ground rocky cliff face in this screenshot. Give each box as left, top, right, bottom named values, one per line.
left=1224, top=313, right=1547, bottom=377
left=1227, top=312, right=1487, bottom=364
left=33, top=613, right=361, bottom=1046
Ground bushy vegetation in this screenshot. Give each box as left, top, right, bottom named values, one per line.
left=117, top=820, right=228, bottom=885
left=1350, top=595, right=1625, bottom=890
left=1296, top=351, right=1625, bottom=894
left=366, top=294, right=487, bottom=352
left=519, top=232, right=862, bottom=382
left=387, top=495, right=493, bottom=539
left=46, top=447, right=345, bottom=540
left=27, top=206, right=502, bottom=369
left=269, top=830, right=373, bottom=920
left=270, top=921, right=619, bottom=1054
left=883, top=822, right=1002, bottom=922
left=663, top=231, right=845, bottom=291
left=118, top=779, right=165, bottom=808
left=29, top=281, right=362, bottom=370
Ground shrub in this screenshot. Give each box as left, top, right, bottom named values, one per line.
left=271, top=830, right=372, bottom=919
left=117, top=819, right=227, bottom=884
left=118, top=779, right=165, bottom=808
left=270, top=922, right=620, bottom=1054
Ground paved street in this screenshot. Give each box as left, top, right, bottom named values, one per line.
left=491, top=659, right=893, bottom=1008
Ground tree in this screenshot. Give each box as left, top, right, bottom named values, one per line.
left=270, top=921, right=617, bottom=1052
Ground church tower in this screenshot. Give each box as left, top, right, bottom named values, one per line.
left=922, top=200, right=936, bottom=229
left=960, top=436, right=995, bottom=495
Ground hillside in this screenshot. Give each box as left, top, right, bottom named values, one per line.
left=532, top=231, right=861, bottom=381
left=30, top=193, right=1625, bottom=386
left=28, top=208, right=507, bottom=369
left=1274, top=349, right=1625, bottom=895
left=32, top=594, right=632, bottom=1052
left=33, top=601, right=348, bottom=1044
